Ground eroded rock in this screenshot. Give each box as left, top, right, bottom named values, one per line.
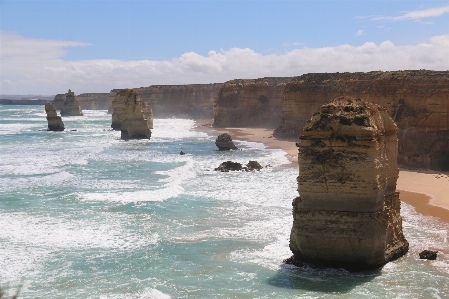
left=246, top=161, right=262, bottom=171
left=215, top=133, right=238, bottom=150
left=45, top=103, right=65, bottom=131
left=112, top=89, right=153, bottom=131
left=214, top=161, right=243, bottom=172
left=61, top=89, right=83, bottom=116
left=289, top=96, right=409, bottom=271
left=117, top=89, right=152, bottom=140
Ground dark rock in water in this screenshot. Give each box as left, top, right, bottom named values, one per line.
left=246, top=161, right=262, bottom=171
left=283, top=255, right=305, bottom=267
left=419, top=250, right=438, bottom=260
left=45, top=103, right=65, bottom=131
left=214, top=161, right=243, bottom=172
left=215, top=133, right=238, bottom=150
left=180, top=151, right=185, bottom=155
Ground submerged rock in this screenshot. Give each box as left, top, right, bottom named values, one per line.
left=246, top=161, right=262, bottom=171
left=61, top=89, right=83, bottom=116
left=214, top=161, right=243, bottom=172
left=289, top=96, right=409, bottom=271
left=45, top=103, right=65, bottom=131
left=215, top=133, right=238, bottom=150
left=117, top=89, right=152, bottom=140
left=419, top=250, right=438, bottom=260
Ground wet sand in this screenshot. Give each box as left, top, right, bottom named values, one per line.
left=194, top=120, right=449, bottom=223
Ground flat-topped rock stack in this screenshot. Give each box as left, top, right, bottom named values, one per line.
left=52, top=94, right=66, bottom=111
left=113, top=89, right=152, bottom=140
left=111, top=89, right=153, bottom=131
left=60, top=89, right=83, bottom=116
left=289, top=96, right=408, bottom=271
left=45, top=103, right=64, bottom=131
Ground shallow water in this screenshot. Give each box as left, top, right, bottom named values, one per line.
left=0, top=105, right=448, bottom=298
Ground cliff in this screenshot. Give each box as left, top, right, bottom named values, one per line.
left=108, top=89, right=123, bottom=114
left=117, top=89, right=152, bottom=140
left=213, top=77, right=291, bottom=128
left=61, top=89, right=83, bottom=116
left=274, top=71, right=449, bottom=170
left=289, top=97, right=408, bottom=270
left=77, top=93, right=109, bottom=110
left=133, top=84, right=222, bottom=119
left=45, top=103, right=64, bottom=131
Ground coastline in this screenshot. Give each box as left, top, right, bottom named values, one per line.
left=194, top=119, right=449, bottom=223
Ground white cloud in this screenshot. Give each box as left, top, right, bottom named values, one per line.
left=1, top=31, right=449, bottom=94
left=356, top=30, right=365, bottom=36
left=370, top=4, right=449, bottom=21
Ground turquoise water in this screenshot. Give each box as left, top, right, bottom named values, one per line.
left=0, top=105, right=448, bottom=298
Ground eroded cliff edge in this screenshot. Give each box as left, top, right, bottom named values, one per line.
left=289, top=97, right=408, bottom=271
left=274, top=71, right=449, bottom=170
left=213, top=77, right=291, bottom=128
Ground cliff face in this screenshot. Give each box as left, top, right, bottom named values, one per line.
left=289, top=97, right=408, bottom=270
left=77, top=93, right=109, bottom=110
left=274, top=71, right=449, bottom=170
left=45, top=103, right=64, bottom=131
left=133, top=84, right=222, bottom=119
left=108, top=89, right=123, bottom=114
left=213, top=77, right=291, bottom=128
left=60, top=89, right=83, bottom=116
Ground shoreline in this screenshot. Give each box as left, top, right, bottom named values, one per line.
left=194, top=119, right=449, bottom=223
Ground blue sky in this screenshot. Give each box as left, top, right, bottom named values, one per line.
left=1, top=0, right=449, bottom=94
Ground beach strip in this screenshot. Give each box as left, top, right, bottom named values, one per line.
left=194, top=120, right=449, bottom=223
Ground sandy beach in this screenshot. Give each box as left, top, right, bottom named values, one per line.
left=195, top=120, right=449, bottom=223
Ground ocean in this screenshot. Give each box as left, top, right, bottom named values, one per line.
left=0, top=105, right=448, bottom=299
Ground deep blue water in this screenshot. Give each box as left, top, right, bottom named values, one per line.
left=0, top=105, right=448, bottom=298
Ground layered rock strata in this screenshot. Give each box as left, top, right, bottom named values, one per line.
left=133, top=84, right=222, bottom=118
left=111, top=89, right=153, bottom=130
left=215, top=133, right=238, bottom=150
left=289, top=97, right=408, bottom=271
left=113, top=89, right=152, bottom=140
left=45, top=103, right=65, bottom=131
left=274, top=70, right=449, bottom=170
left=60, top=89, right=83, bottom=116
left=108, top=89, right=123, bottom=114
left=213, top=77, right=291, bottom=128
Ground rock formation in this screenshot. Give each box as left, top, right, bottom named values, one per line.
left=108, top=89, right=123, bottom=114
left=214, top=160, right=263, bottom=172
left=213, top=77, right=291, bottom=128
left=289, top=96, right=409, bottom=271
left=215, top=133, right=238, bottom=150
left=419, top=250, right=438, bottom=260
left=111, top=89, right=153, bottom=130
left=60, top=89, right=83, bottom=116
left=133, top=83, right=222, bottom=118
left=52, top=94, right=66, bottom=110
left=45, top=103, right=64, bottom=131
left=114, top=89, right=152, bottom=140
left=274, top=70, right=449, bottom=170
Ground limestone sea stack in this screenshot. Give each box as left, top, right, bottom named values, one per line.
left=289, top=96, right=408, bottom=271
left=111, top=89, right=153, bottom=130
left=215, top=133, right=238, bottom=150
left=116, top=89, right=152, bottom=140
left=45, top=103, right=64, bottom=131
left=52, top=93, right=66, bottom=111
left=61, top=89, right=83, bottom=116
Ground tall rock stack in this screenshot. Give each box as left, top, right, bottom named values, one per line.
left=115, top=89, right=152, bottom=140
left=45, top=103, right=65, bottom=131
left=111, top=89, right=153, bottom=130
left=61, top=89, right=83, bottom=116
left=289, top=96, right=408, bottom=271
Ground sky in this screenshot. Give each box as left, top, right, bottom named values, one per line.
left=1, top=0, right=449, bottom=95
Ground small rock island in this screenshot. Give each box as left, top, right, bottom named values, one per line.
left=61, top=89, right=83, bottom=116
left=215, top=133, right=238, bottom=150
left=288, top=96, right=409, bottom=271
left=45, top=103, right=65, bottom=131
